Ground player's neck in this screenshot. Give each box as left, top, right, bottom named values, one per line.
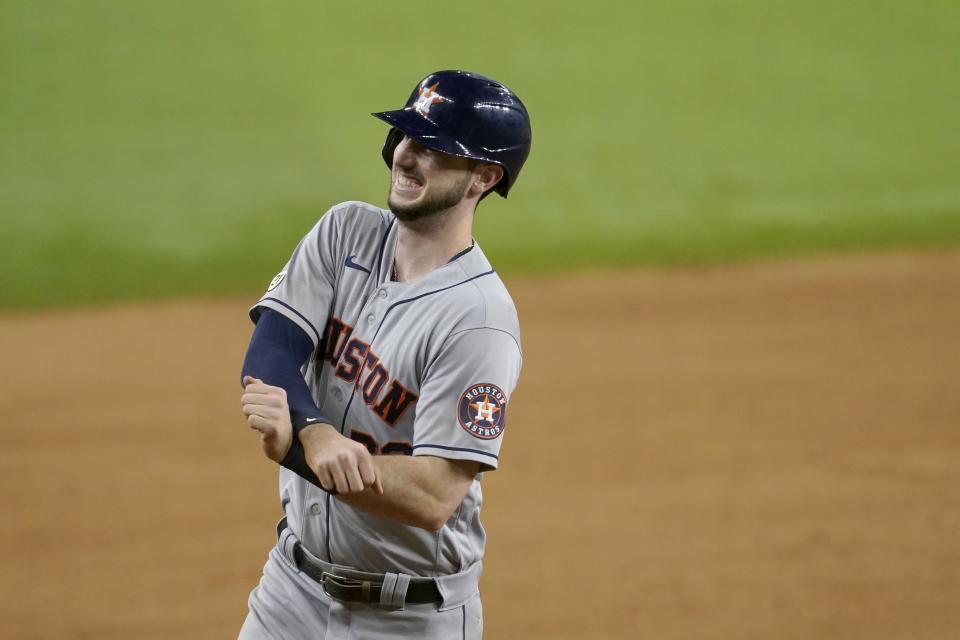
left=393, top=207, right=474, bottom=284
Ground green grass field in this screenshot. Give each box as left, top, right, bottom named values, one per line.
left=2, top=0, right=959, bottom=310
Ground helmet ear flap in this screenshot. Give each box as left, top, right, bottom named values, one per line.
left=381, top=128, right=404, bottom=168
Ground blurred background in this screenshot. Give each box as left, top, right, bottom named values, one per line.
left=1, top=1, right=958, bottom=638
left=3, top=0, right=958, bottom=310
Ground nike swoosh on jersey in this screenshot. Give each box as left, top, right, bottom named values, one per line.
left=345, top=255, right=371, bottom=273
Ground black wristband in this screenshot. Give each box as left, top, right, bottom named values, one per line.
left=280, top=436, right=337, bottom=495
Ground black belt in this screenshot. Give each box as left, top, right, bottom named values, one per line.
left=277, top=517, right=442, bottom=605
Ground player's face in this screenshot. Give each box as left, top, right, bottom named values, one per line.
left=388, top=136, right=476, bottom=222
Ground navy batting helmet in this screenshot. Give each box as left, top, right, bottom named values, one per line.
left=372, top=70, right=532, bottom=198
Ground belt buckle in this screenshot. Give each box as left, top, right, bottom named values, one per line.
left=321, top=572, right=377, bottom=603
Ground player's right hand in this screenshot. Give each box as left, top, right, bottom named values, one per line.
left=299, top=423, right=384, bottom=495
left=241, top=376, right=294, bottom=464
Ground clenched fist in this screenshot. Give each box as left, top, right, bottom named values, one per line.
left=241, top=376, right=293, bottom=463
left=299, top=423, right=384, bottom=495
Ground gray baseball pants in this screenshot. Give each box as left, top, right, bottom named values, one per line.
left=237, top=542, right=483, bottom=639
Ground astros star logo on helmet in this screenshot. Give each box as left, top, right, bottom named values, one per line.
left=413, top=82, right=446, bottom=117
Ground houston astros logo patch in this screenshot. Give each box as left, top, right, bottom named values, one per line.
left=458, top=383, right=507, bottom=440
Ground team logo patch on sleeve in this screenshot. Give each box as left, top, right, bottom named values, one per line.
left=267, top=270, right=287, bottom=291
left=458, top=383, right=507, bottom=440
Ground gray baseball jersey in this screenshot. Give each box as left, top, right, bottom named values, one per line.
left=251, top=201, right=522, bottom=577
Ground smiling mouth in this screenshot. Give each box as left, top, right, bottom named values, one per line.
left=394, top=173, right=424, bottom=194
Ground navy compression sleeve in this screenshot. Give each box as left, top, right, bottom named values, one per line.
left=241, top=308, right=329, bottom=429
left=241, top=308, right=331, bottom=489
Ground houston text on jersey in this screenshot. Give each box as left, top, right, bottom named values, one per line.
left=319, top=316, right=419, bottom=426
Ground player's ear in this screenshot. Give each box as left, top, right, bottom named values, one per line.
left=472, top=163, right=504, bottom=198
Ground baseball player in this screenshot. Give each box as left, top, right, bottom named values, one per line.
left=236, top=70, right=532, bottom=639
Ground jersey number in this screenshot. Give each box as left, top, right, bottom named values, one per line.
left=349, top=430, right=413, bottom=456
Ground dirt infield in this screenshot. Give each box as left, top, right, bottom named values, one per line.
left=2, top=250, right=958, bottom=639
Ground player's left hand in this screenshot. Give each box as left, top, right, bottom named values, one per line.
left=241, top=376, right=293, bottom=463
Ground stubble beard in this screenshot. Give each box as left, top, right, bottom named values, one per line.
left=388, top=172, right=473, bottom=223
